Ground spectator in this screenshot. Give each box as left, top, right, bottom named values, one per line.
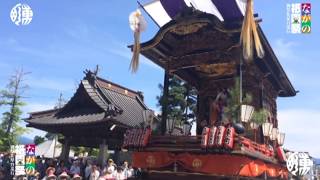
left=122, top=161, right=133, bottom=179
left=89, top=165, right=100, bottom=180
left=34, top=172, right=41, bottom=180
left=79, top=158, right=86, bottom=177
left=114, top=167, right=125, bottom=180
left=36, top=157, right=46, bottom=179
left=70, top=161, right=81, bottom=176
left=72, top=174, right=82, bottom=180
left=84, top=160, right=92, bottom=179
left=103, top=159, right=115, bottom=175
left=58, top=171, right=70, bottom=180
left=56, top=160, right=68, bottom=175
left=99, top=169, right=114, bottom=180
left=43, top=167, right=57, bottom=180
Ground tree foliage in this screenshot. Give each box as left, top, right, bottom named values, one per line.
left=224, top=78, right=252, bottom=123
left=71, top=146, right=99, bottom=157
left=251, top=108, right=268, bottom=125
left=34, top=135, right=45, bottom=145
left=0, top=69, right=29, bottom=151
left=157, top=76, right=197, bottom=126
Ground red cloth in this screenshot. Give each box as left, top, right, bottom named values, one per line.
left=132, top=152, right=288, bottom=178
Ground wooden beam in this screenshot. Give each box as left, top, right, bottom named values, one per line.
left=168, top=49, right=235, bottom=71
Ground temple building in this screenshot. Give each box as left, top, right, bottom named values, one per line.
left=26, top=70, right=155, bottom=165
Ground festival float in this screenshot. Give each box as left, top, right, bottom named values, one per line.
left=124, top=0, right=295, bottom=179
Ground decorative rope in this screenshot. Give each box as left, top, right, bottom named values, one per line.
left=240, top=0, right=264, bottom=61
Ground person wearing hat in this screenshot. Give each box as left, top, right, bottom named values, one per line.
left=42, top=167, right=56, bottom=180
left=58, top=171, right=70, bottom=180
left=72, top=174, right=82, bottom=180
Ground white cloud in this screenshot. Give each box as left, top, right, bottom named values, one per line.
left=278, top=109, right=320, bottom=157
left=273, top=39, right=299, bottom=62
left=23, top=102, right=56, bottom=114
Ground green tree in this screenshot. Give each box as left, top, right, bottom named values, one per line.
left=157, top=76, right=197, bottom=126
left=34, top=135, right=45, bottom=145
left=0, top=69, right=29, bottom=151
left=71, top=146, right=99, bottom=157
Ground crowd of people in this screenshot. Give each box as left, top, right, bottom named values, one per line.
left=0, top=154, right=137, bottom=180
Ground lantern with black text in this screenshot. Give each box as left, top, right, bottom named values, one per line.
left=201, top=127, right=210, bottom=148
left=208, top=126, right=218, bottom=148
left=215, top=126, right=226, bottom=147
left=224, top=127, right=235, bottom=149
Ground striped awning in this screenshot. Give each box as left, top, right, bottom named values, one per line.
left=142, top=0, right=247, bottom=27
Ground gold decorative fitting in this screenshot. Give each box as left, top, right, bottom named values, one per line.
left=192, top=158, right=202, bottom=169
left=124, top=90, right=128, bottom=95
left=170, top=22, right=207, bottom=35
left=108, top=83, right=112, bottom=88
left=146, top=155, right=156, bottom=167
left=195, top=62, right=236, bottom=76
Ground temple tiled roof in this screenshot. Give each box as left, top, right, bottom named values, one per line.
left=26, top=71, right=149, bottom=129
left=27, top=110, right=106, bottom=125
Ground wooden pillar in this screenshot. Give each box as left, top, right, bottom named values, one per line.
left=196, top=94, right=202, bottom=135
left=114, top=150, right=120, bottom=165
left=60, top=137, right=70, bottom=161
left=161, top=70, right=170, bottom=135
left=98, top=139, right=107, bottom=167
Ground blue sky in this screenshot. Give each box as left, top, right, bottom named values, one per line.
left=0, top=0, right=319, bottom=157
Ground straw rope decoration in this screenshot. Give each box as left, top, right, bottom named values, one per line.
left=240, top=0, right=264, bottom=61
left=129, top=9, right=147, bottom=73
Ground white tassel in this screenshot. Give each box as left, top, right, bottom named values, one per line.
left=129, top=9, right=147, bottom=73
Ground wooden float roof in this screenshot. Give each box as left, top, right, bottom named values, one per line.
left=134, top=9, right=296, bottom=97
left=26, top=71, right=149, bottom=133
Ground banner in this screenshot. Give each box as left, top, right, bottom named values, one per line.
left=25, top=144, right=36, bottom=175
left=10, top=144, right=36, bottom=176
left=10, top=145, right=26, bottom=176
